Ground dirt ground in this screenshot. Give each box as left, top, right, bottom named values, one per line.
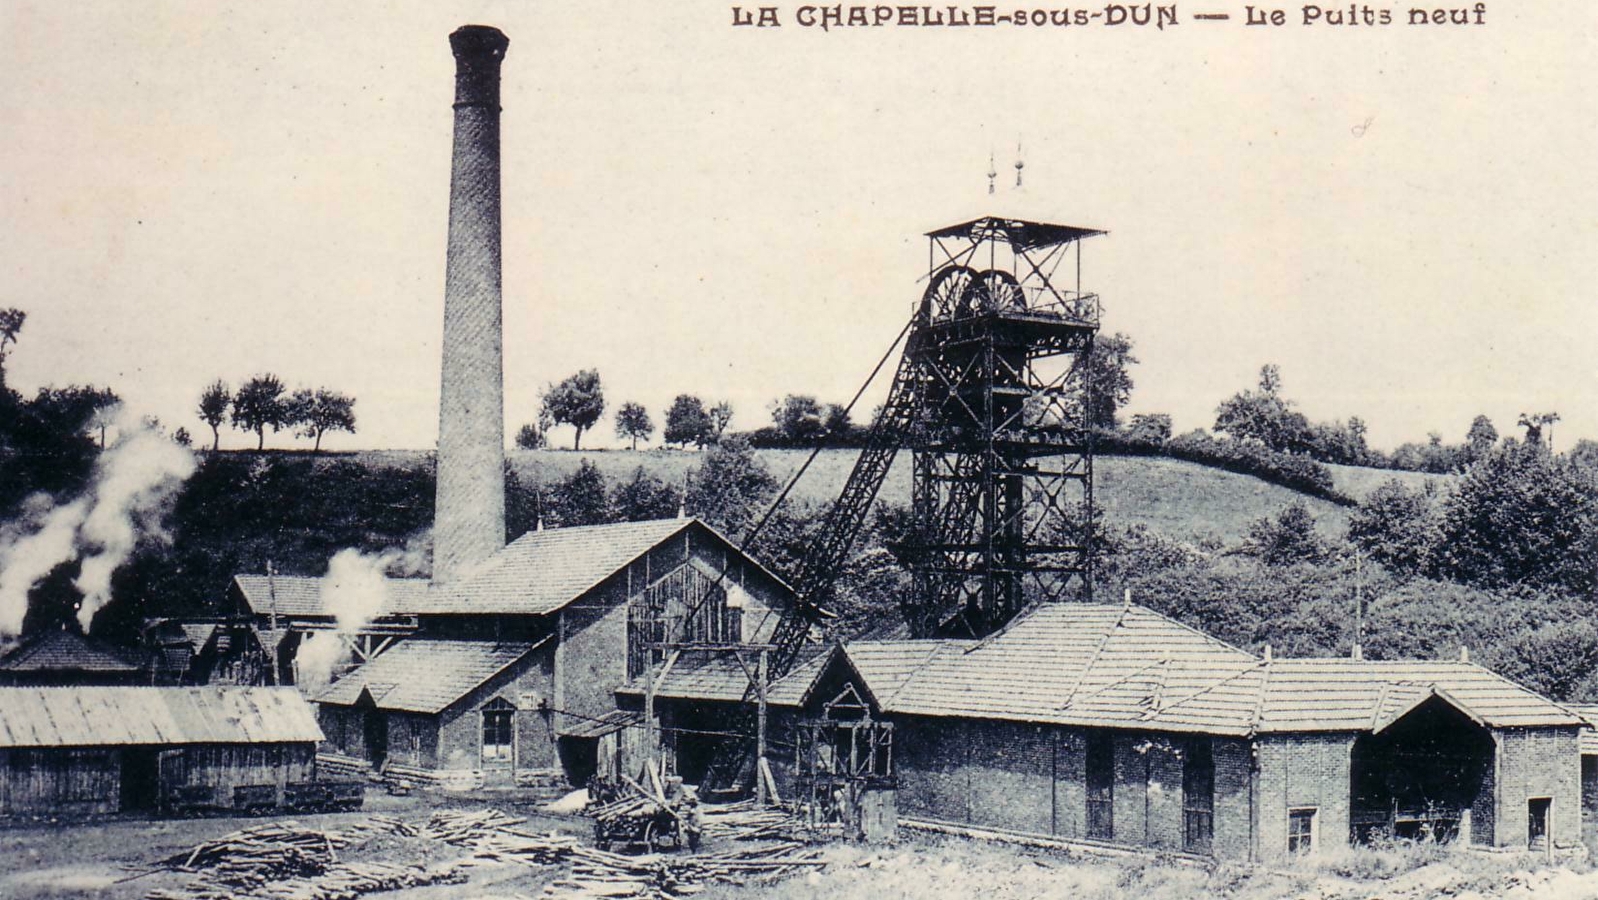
left=6, top=795, right=1598, bottom=900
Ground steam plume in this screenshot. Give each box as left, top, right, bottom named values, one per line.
left=0, top=408, right=195, bottom=636
left=295, top=537, right=429, bottom=688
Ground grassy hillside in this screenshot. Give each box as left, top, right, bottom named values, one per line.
left=352, top=448, right=1449, bottom=543
left=496, top=449, right=1367, bottom=543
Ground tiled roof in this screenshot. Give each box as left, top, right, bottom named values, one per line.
left=0, top=686, right=323, bottom=748
left=617, top=649, right=832, bottom=708
left=314, top=640, right=541, bottom=714
left=399, top=518, right=782, bottom=617
left=180, top=623, right=218, bottom=652
left=233, top=574, right=430, bottom=619
left=1255, top=659, right=1586, bottom=733
left=842, top=641, right=965, bottom=707
left=880, top=604, right=1262, bottom=735
left=859, top=604, right=1582, bottom=736
left=0, top=629, right=144, bottom=673
left=1568, top=703, right=1598, bottom=755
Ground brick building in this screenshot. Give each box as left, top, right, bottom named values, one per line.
left=311, top=517, right=794, bottom=790
left=640, top=602, right=1585, bottom=861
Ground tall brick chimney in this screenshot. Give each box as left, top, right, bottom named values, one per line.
left=433, top=25, right=509, bottom=585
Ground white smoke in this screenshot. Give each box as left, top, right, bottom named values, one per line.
left=0, top=408, right=195, bottom=637
left=295, top=537, right=429, bottom=689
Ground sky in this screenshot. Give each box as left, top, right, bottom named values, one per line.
left=3, top=1, right=1596, bottom=453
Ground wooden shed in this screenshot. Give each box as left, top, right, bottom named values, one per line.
left=0, top=685, right=323, bottom=817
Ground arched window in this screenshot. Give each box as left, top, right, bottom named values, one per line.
left=482, top=697, right=515, bottom=762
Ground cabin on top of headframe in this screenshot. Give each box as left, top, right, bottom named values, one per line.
left=311, top=516, right=795, bottom=790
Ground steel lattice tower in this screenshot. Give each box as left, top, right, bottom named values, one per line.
left=898, top=216, right=1104, bottom=637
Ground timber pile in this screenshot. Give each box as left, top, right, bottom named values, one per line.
left=419, top=807, right=526, bottom=845
left=143, top=819, right=468, bottom=900
left=542, top=841, right=827, bottom=898
left=698, top=800, right=799, bottom=841
left=147, top=821, right=347, bottom=890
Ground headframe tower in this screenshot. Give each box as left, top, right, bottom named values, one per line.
left=896, top=216, right=1104, bottom=636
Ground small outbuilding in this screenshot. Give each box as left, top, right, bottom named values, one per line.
left=0, top=685, right=323, bottom=817
left=0, top=629, right=149, bottom=687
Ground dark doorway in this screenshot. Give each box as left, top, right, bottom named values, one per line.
left=1086, top=732, right=1114, bottom=841
left=1529, top=797, right=1552, bottom=851
left=120, top=749, right=160, bottom=811
left=1350, top=696, right=1493, bottom=846
left=363, top=707, right=388, bottom=769
left=1183, top=739, right=1215, bottom=853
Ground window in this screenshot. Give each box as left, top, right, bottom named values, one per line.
left=1086, top=732, right=1114, bottom=841
left=482, top=698, right=515, bottom=763
left=1288, top=808, right=1317, bottom=855
left=1182, top=739, right=1215, bottom=853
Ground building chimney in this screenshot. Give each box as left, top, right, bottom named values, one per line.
left=433, top=25, right=510, bottom=585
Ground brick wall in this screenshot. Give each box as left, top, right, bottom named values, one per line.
left=1255, top=733, right=1354, bottom=863
left=1212, top=737, right=1253, bottom=859
left=1145, top=737, right=1185, bottom=851
left=895, top=719, right=1245, bottom=858
left=1111, top=734, right=1150, bottom=845
left=1054, top=730, right=1087, bottom=840
left=967, top=720, right=1052, bottom=835
left=1493, top=727, right=1581, bottom=851
left=436, top=646, right=558, bottom=774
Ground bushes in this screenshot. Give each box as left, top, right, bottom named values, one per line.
left=1095, top=428, right=1352, bottom=506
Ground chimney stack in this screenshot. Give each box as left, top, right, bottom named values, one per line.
left=434, top=25, right=510, bottom=585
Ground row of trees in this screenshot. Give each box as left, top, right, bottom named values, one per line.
left=197, top=376, right=356, bottom=452
left=519, top=367, right=736, bottom=452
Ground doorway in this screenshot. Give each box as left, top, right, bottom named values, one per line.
left=363, top=708, right=388, bottom=770
left=120, top=749, right=160, bottom=812
left=1529, top=797, right=1552, bottom=851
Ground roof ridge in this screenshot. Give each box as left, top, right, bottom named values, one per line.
left=1249, top=656, right=1274, bottom=735
left=877, top=640, right=962, bottom=710
left=1150, top=659, right=1266, bottom=719
left=1060, top=606, right=1132, bottom=709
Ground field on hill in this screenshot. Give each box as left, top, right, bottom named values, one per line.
left=354, top=448, right=1459, bottom=545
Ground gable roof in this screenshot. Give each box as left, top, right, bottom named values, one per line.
left=853, top=604, right=1583, bottom=737
left=314, top=639, right=542, bottom=714
left=0, top=686, right=323, bottom=748
left=1253, top=659, right=1584, bottom=733
left=397, top=517, right=790, bottom=617
left=0, top=629, right=145, bottom=674
left=233, top=574, right=430, bottom=619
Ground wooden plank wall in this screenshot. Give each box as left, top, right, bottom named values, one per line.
left=0, top=748, right=121, bottom=816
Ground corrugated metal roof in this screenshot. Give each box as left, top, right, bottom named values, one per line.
left=233, top=574, right=431, bottom=619
left=314, top=640, right=539, bottom=714
left=858, top=604, right=1583, bottom=736
left=0, top=686, right=323, bottom=748
left=396, top=518, right=791, bottom=617
left=0, top=630, right=144, bottom=674
left=617, top=649, right=832, bottom=709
